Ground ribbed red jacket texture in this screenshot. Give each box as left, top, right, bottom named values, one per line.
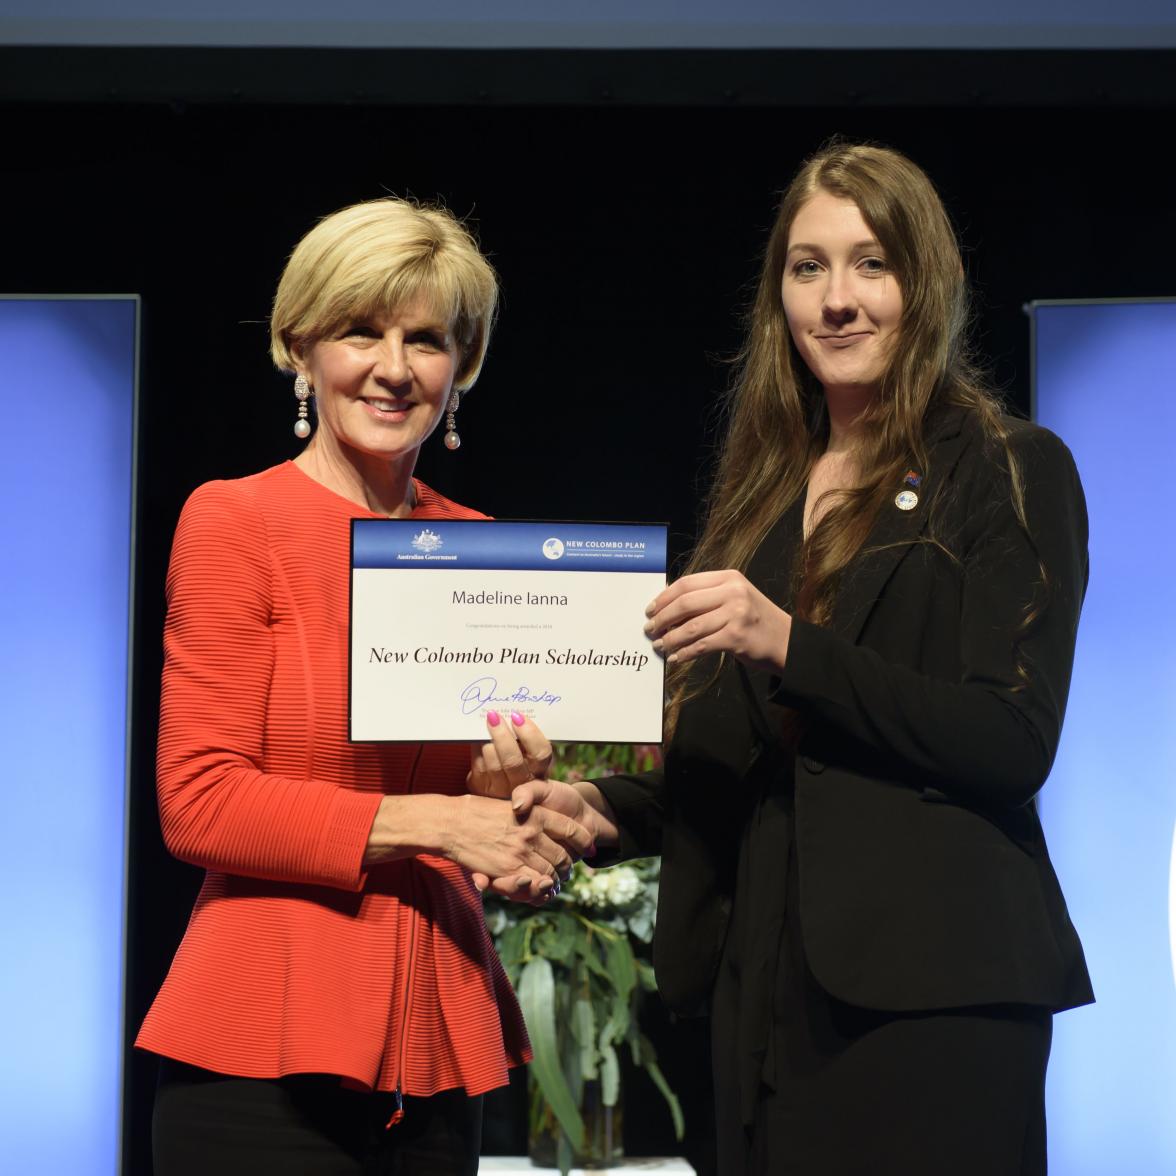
left=135, top=462, right=529, bottom=1095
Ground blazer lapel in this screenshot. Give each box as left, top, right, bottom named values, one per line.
left=737, top=407, right=975, bottom=733
left=739, top=495, right=805, bottom=743
left=746, top=494, right=804, bottom=607
left=831, top=408, right=972, bottom=645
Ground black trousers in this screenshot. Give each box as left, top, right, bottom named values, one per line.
left=712, top=988, right=1052, bottom=1176
left=713, top=779, right=1053, bottom=1175
left=153, top=1059, right=483, bottom=1176
left=711, top=840, right=1052, bottom=1176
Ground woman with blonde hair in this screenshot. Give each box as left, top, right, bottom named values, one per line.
left=495, top=142, right=1093, bottom=1173
left=137, top=197, right=591, bottom=1175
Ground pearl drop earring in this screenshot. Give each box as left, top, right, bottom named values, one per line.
left=443, top=391, right=461, bottom=451
left=293, top=374, right=312, bottom=439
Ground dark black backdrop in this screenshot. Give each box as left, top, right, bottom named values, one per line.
left=3, top=47, right=1173, bottom=1176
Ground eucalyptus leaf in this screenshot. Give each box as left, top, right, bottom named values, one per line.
left=626, top=907, right=654, bottom=943
left=598, top=997, right=630, bottom=1049
left=517, top=957, right=584, bottom=1148
left=570, top=931, right=612, bottom=981
left=635, top=959, right=658, bottom=992
left=599, top=1041, right=620, bottom=1106
left=564, top=1015, right=585, bottom=1108
left=572, top=996, right=598, bottom=1080
left=494, top=920, right=527, bottom=970
left=626, top=1021, right=643, bottom=1065
left=534, top=916, right=577, bottom=965
left=604, top=931, right=637, bottom=1006
left=644, top=1056, right=686, bottom=1141
left=556, top=1129, right=574, bottom=1176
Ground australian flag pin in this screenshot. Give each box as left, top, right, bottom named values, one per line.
left=896, top=469, right=921, bottom=510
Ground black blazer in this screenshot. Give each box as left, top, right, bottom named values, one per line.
left=599, top=408, right=1094, bottom=1017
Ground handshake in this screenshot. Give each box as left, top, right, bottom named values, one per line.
left=463, top=710, right=619, bottom=904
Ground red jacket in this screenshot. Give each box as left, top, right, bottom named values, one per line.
left=136, top=462, right=529, bottom=1095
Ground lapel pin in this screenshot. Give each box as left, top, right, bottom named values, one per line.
left=903, top=470, right=922, bottom=487
left=895, top=489, right=918, bottom=511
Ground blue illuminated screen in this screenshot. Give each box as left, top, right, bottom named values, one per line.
left=1033, top=299, right=1176, bottom=1175
left=0, top=297, right=137, bottom=1176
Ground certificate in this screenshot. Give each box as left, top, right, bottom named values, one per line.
left=349, top=519, right=667, bottom=743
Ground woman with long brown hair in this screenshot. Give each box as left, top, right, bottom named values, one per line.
left=486, top=142, right=1093, bottom=1173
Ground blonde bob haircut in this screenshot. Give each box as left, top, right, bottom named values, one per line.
left=270, top=197, right=498, bottom=391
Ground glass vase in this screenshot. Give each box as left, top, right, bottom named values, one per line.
left=528, top=1077, right=623, bottom=1170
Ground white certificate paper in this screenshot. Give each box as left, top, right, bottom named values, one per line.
left=349, top=520, right=667, bottom=742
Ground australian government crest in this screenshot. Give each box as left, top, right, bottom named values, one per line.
left=411, top=528, right=443, bottom=554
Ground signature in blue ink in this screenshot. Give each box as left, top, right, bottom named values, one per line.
left=460, top=676, right=563, bottom=715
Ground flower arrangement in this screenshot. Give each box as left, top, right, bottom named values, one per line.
left=485, top=743, right=683, bottom=1173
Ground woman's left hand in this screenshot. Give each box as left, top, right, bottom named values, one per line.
left=468, top=711, right=553, bottom=801
left=644, top=569, right=793, bottom=674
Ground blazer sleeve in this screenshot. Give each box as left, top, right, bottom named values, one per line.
left=155, top=482, right=382, bottom=890
left=772, top=425, right=1088, bottom=808
left=591, top=769, right=666, bottom=860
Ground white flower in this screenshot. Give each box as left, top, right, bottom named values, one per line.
left=603, top=866, right=642, bottom=905
left=573, top=865, right=642, bottom=910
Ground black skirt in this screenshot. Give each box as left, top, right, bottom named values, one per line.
left=710, top=767, right=1052, bottom=1176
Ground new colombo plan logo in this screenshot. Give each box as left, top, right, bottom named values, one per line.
left=542, top=537, right=565, bottom=560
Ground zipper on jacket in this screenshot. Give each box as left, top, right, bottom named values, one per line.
left=386, top=744, right=425, bottom=1128
left=386, top=1088, right=404, bottom=1127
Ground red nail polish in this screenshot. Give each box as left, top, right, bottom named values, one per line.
left=510, top=711, right=525, bottom=727
left=487, top=710, right=500, bottom=727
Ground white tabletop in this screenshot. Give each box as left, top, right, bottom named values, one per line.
left=478, top=1159, right=694, bottom=1175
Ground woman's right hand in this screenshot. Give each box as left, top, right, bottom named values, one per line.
left=362, top=788, right=594, bottom=903
left=444, top=791, right=593, bottom=897
left=509, top=777, right=619, bottom=853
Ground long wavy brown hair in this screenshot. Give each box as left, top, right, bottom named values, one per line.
left=666, top=141, right=1030, bottom=734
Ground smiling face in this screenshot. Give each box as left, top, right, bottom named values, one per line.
left=294, top=298, right=458, bottom=473
left=781, top=189, right=903, bottom=401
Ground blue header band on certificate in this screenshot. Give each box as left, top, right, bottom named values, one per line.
left=352, top=519, right=667, bottom=572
